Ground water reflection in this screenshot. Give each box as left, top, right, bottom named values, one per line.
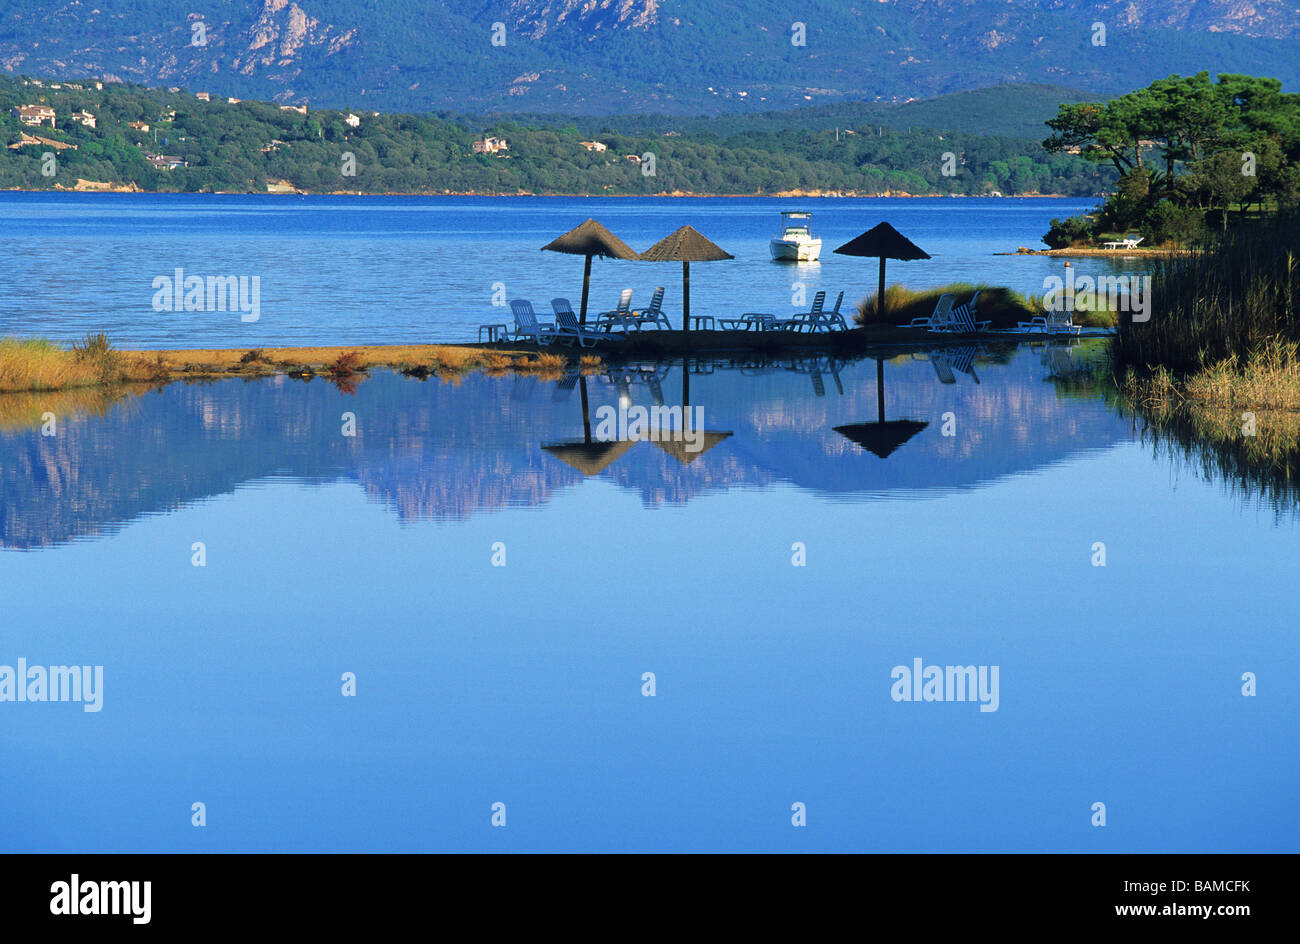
left=834, top=355, right=929, bottom=458
left=2, top=339, right=1296, bottom=853
left=0, top=343, right=1139, bottom=549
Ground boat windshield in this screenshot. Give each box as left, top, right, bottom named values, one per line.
left=779, top=212, right=812, bottom=235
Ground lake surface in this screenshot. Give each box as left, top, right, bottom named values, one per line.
left=0, top=193, right=1148, bottom=346
left=2, top=342, right=1296, bottom=852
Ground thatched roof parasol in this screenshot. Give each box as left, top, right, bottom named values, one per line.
left=541, top=219, right=640, bottom=324
left=639, top=226, right=734, bottom=330
left=833, top=222, right=932, bottom=320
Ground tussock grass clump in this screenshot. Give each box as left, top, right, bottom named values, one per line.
left=0, top=335, right=163, bottom=392
left=511, top=352, right=568, bottom=379
left=1115, top=346, right=1300, bottom=512
left=480, top=352, right=515, bottom=374
left=1121, top=338, right=1300, bottom=411
left=427, top=345, right=480, bottom=372
left=0, top=338, right=99, bottom=392
left=1116, top=321, right=1300, bottom=512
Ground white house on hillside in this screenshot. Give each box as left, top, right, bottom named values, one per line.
left=13, top=105, right=56, bottom=128
left=473, top=135, right=509, bottom=155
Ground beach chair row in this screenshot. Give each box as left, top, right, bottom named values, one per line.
left=717, top=291, right=852, bottom=333
left=906, top=291, right=991, bottom=334
left=908, top=290, right=1083, bottom=336
left=501, top=290, right=675, bottom=347
left=499, top=288, right=868, bottom=344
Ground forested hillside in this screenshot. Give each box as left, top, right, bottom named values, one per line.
left=0, top=76, right=1112, bottom=195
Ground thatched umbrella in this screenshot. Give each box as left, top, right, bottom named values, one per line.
left=541, top=219, right=640, bottom=324
left=833, top=357, right=928, bottom=458
left=639, top=226, right=734, bottom=331
left=833, top=222, right=931, bottom=321
left=541, top=376, right=637, bottom=475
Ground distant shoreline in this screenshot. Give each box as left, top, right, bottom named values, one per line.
left=1, top=187, right=1094, bottom=199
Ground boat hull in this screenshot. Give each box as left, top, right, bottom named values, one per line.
left=769, top=237, right=822, bottom=262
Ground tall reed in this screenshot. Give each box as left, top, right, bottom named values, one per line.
left=1113, top=213, right=1299, bottom=374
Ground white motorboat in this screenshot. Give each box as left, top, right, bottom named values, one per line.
left=769, top=211, right=822, bottom=262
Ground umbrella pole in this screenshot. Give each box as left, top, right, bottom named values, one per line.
left=877, top=358, right=885, bottom=423
left=682, top=261, right=691, bottom=332
left=877, top=257, right=887, bottom=321
left=579, top=255, right=593, bottom=325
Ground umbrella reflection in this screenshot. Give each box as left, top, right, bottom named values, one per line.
left=650, top=357, right=732, bottom=465
left=833, top=356, right=929, bottom=459
left=541, top=375, right=638, bottom=476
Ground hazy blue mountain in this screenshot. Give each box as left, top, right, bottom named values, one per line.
left=1, top=1, right=1297, bottom=114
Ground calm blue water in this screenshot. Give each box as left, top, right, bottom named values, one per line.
left=0, top=193, right=1145, bottom=346
left=2, top=341, right=1296, bottom=852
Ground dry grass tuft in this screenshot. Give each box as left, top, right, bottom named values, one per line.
left=1, top=338, right=587, bottom=393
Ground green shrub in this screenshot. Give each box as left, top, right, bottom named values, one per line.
left=1140, top=201, right=1206, bottom=247
left=1043, top=215, right=1094, bottom=249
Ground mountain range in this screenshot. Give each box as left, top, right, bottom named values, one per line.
left=1, top=1, right=1298, bottom=114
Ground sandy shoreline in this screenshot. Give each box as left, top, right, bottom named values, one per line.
left=996, top=247, right=1193, bottom=257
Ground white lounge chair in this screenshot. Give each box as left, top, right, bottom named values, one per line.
left=552, top=299, right=620, bottom=348
left=1049, top=309, right=1083, bottom=335
left=1018, top=307, right=1081, bottom=335
left=633, top=286, right=673, bottom=330
left=908, top=293, right=957, bottom=332
left=596, top=289, right=637, bottom=332
left=780, top=290, right=825, bottom=332
left=1103, top=234, right=1144, bottom=250
left=824, top=291, right=849, bottom=330
left=965, top=291, right=990, bottom=330
left=951, top=303, right=991, bottom=333
left=510, top=300, right=558, bottom=344
left=803, top=291, right=849, bottom=332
